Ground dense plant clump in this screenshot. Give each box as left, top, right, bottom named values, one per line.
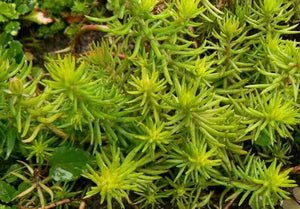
left=0, top=0, right=300, bottom=209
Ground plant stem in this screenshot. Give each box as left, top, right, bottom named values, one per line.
left=79, top=200, right=87, bottom=209
left=224, top=195, right=238, bottom=209
left=37, top=199, right=71, bottom=209
left=217, top=0, right=224, bottom=9
left=292, top=164, right=300, bottom=173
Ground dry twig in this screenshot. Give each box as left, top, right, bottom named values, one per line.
left=37, top=199, right=71, bottom=209
left=224, top=195, right=239, bottom=209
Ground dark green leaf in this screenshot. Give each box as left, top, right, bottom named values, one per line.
left=8, top=41, right=23, bottom=58
left=5, top=164, right=21, bottom=183
left=0, top=33, right=12, bottom=47
left=0, top=181, right=16, bottom=203
left=49, top=147, right=91, bottom=181
left=17, top=4, right=31, bottom=14
left=254, top=129, right=271, bottom=147
left=5, top=129, right=16, bottom=160
left=16, top=182, right=31, bottom=195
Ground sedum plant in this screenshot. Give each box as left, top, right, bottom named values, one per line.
left=234, top=91, right=300, bottom=145
left=168, top=135, right=221, bottom=182
left=226, top=156, right=297, bottom=209
left=0, top=0, right=299, bottom=209
left=246, top=0, right=298, bottom=35
left=82, top=145, right=159, bottom=209
left=127, top=67, right=167, bottom=121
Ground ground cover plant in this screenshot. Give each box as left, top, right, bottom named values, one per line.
left=0, top=0, right=300, bottom=208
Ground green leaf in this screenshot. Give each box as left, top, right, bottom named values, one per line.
left=0, top=15, right=7, bottom=22
left=0, top=2, right=19, bottom=22
left=0, top=181, right=16, bottom=203
left=17, top=182, right=31, bottom=195
left=254, top=129, right=271, bottom=147
left=0, top=205, right=12, bottom=209
left=17, top=4, right=31, bottom=15
left=8, top=41, right=23, bottom=58
left=5, top=164, right=22, bottom=183
left=5, top=129, right=16, bottom=160
left=4, top=22, right=20, bottom=36
left=0, top=33, right=12, bottom=47
left=49, top=147, right=91, bottom=182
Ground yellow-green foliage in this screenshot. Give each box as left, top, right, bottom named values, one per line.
left=0, top=0, right=299, bottom=209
